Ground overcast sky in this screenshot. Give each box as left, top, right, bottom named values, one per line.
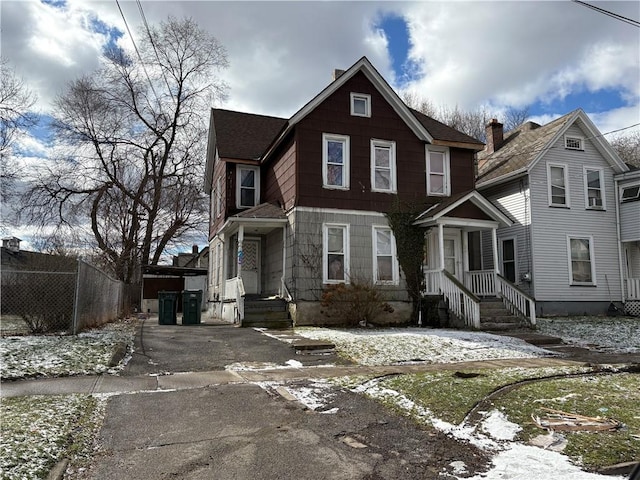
left=2, top=0, right=639, bottom=134
left=1, top=0, right=639, bottom=250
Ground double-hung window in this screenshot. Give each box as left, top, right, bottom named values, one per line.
left=322, top=134, right=350, bottom=189
left=426, top=147, right=450, bottom=196
left=323, top=224, right=349, bottom=283
left=584, top=167, right=605, bottom=210
left=567, top=236, right=596, bottom=285
left=373, top=226, right=398, bottom=284
left=236, top=166, right=260, bottom=208
left=371, top=139, right=396, bottom=193
left=547, top=163, right=569, bottom=207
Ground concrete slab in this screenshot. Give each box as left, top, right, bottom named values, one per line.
left=157, top=370, right=243, bottom=390
left=1, top=376, right=99, bottom=398
left=291, top=338, right=336, bottom=350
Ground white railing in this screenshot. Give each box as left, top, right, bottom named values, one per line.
left=440, top=270, right=481, bottom=329
left=464, top=270, right=496, bottom=297
left=496, top=274, right=536, bottom=326
left=626, top=278, right=640, bottom=300
left=225, top=277, right=245, bottom=323
left=424, top=269, right=441, bottom=295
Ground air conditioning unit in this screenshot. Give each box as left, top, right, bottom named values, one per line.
left=589, top=197, right=602, bottom=208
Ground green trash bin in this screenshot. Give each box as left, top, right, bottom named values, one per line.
left=158, top=291, right=178, bottom=325
left=182, top=290, right=202, bottom=325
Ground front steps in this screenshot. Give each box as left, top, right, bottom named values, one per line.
left=479, top=297, right=527, bottom=331
left=242, top=296, right=292, bottom=329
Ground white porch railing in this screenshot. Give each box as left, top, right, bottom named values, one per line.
left=626, top=278, right=640, bottom=300
left=440, top=271, right=481, bottom=329
left=225, top=277, right=245, bottom=323
left=464, top=270, right=496, bottom=296
left=496, top=274, right=536, bottom=326
left=424, top=269, right=442, bottom=295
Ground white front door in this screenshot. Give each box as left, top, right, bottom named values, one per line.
left=443, top=231, right=462, bottom=281
left=241, top=239, right=260, bottom=294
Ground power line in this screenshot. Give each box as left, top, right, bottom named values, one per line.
left=571, top=0, right=640, bottom=28
left=114, top=0, right=161, bottom=106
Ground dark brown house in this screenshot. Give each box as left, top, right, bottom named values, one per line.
left=204, top=57, right=511, bottom=326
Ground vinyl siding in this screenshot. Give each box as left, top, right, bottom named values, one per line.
left=619, top=178, right=640, bottom=242
left=289, top=208, right=409, bottom=301
left=264, top=229, right=284, bottom=293
left=528, top=123, right=622, bottom=302
left=482, top=178, right=534, bottom=296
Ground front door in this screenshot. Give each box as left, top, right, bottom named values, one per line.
left=443, top=231, right=462, bottom=281
left=241, top=239, right=260, bottom=295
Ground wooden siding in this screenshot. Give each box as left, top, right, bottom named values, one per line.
left=289, top=208, right=409, bottom=302
left=292, top=71, right=476, bottom=212
left=482, top=178, right=534, bottom=296
left=528, top=123, right=622, bottom=302
left=209, top=158, right=229, bottom=239
left=264, top=136, right=297, bottom=211
left=448, top=202, right=493, bottom=220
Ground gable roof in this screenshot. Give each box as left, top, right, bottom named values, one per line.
left=477, top=109, right=628, bottom=188
left=414, top=190, right=512, bottom=228
left=409, top=108, right=484, bottom=149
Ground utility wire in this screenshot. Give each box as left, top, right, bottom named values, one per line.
left=115, top=0, right=161, bottom=106
left=571, top=0, right=640, bottom=28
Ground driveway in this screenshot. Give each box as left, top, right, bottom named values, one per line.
left=78, top=319, right=490, bottom=479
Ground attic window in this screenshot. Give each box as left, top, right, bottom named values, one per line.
left=350, top=93, right=371, bottom=117
left=565, top=135, right=583, bottom=150
left=621, top=185, right=640, bottom=203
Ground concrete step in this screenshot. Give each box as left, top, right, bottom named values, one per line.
left=481, top=322, right=524, bottom=331
left=244, top=299, right=287, bottom=312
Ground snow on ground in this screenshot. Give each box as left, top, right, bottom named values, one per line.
left=537, top=316, right=640, bottom=353
left=0, top=321, right=135, bottom=380
left=295, top=327, right=554, bottom=365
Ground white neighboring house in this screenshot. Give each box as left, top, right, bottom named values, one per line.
left=616, top=167, right=640, bottom=316
left=476, top=109, right=634, bottom=316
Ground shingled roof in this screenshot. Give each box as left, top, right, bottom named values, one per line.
left=476, top=112, right=575, bottom=186
left=409, top=108, right=484, bottom=147
left=211, top=109, right=287, bottom=161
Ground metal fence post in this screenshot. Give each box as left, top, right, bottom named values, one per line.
left=72, top=259, right=82, bottom=335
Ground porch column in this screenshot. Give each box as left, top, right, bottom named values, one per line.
left=491, top=227, right=499, bottom=275
left=281, top=225, right=287, bottom=297
left=438, top=223, right=445, bottom=271
left=462, top=229, right=469, bottom=282
left=237, top=225, right=244, bottom=279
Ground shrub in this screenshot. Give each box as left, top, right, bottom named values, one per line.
left=320, top=281, right=394, bottom=327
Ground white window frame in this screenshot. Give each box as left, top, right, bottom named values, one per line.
left=322, top=133, right=350, bottom=190
left=564, top=135, right=584, bottom=151
left=583, top=166, right=606, bottom=210
left=567, top=235, right=596, bottom=286
left=621, top=183, right=640, bottom=203
left=426, top=146, right=450, bottom=196
left=547, top=162, right=570, bottom=208
left=500, top=237, right=518, bottom=284
left=236, top=165, right=260, bottom=209
left=370, top=139, right=397, bottom=193
left=323, top=223, right=350, bottom=284
left=372, top=226, right=398, bottom=285
left=350, top=92, right=371, bottom=117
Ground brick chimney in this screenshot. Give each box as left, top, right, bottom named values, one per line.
left=332, top=69, right=345, bottom=81
left=2, top=236, right=21, bottom=253
left=485, top=118, right=504, bottom=154
left=192, top=245, right=199, bottom=255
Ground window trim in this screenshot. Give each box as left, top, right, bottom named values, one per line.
left=372, top=226, right=399, bottom=285
left=322, top=133, right=350, bottom=190
left=426, top=146, right=450, bottom=196
left=620, top=183, right=640, bottom=203
left=583, top=166, right=606, bottom=210
left=564, top=135, right=584, bottom=151
left=370, top=139, right=397, bottom=193
left=567, top=235, right=596, bottom=286
left=547, top=162, right=570, bottom=208
left=350, top=92, right=371, bottom=117
left=323, top=223, right=350, bottom=284
left=236, top=165, right=260, bottom=209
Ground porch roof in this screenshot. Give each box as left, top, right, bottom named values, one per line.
left=414, top=190, right=512, bottom=228
left=220, top=202, right=288, bottom=235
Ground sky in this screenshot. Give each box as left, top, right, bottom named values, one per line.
left=1, top=0, right=639, bottom=249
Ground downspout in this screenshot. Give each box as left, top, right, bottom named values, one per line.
left=614, top=178, right=626, bottom=303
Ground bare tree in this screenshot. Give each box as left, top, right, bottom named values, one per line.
left=0, top=58, right=38, bottom=201
left=22, top=17, right=228, bottom=283
left=610, top=130, right=640, bottom=169
left=503, top=106, right=530, bottom=132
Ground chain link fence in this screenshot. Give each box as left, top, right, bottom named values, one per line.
left=1, top=259, right=125, bottom=335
